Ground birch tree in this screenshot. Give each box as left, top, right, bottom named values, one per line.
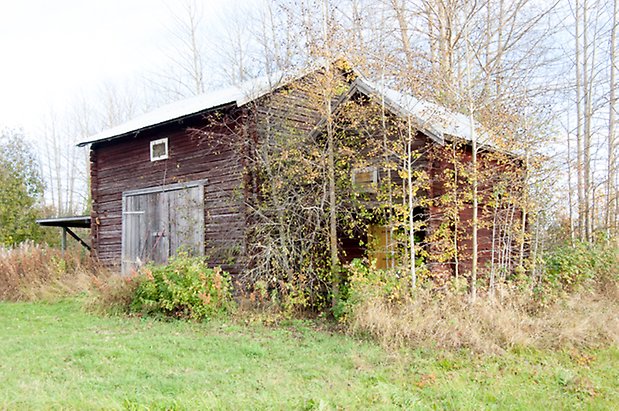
left=606, top=0, right=618, bottom=238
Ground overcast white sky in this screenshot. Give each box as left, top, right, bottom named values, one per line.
left=0, top=0, right=230, bottom=132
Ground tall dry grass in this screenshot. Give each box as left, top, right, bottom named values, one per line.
left=346, top=282, right=619, bottom=354
left=0, top=242, right=109, bottom=301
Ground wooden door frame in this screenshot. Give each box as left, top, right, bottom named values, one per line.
left=121, top=179, right=207, bottom=273
left=122, top=179, right=208, bottom=197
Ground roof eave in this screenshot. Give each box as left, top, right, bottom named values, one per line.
left=352, top=78, right=446, bottom=145
left=36, top=215, right=91, bottom=228
left=76, top=101, right=238, bottom=147
left=76, top=60, right=360, bottom=148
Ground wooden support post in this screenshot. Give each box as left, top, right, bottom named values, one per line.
left=61, top=227, right=67, bottom=254
left=65, top=227, right=92, bottom=251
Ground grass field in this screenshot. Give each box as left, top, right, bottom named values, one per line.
left=0, top=300, right=617, bottom=410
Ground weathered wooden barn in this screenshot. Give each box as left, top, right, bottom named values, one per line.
left=78, top=64, right=521, bottom=278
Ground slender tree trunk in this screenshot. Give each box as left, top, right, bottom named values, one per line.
left=378, top=70, right=394, bottom=269
left=262, top=120, right=293, bottom=281
left=575, top=0, right=585, bottom=241
left=391, top=0, right=415, bottom=75
left=518, top=151, right=529, bottom=268
left=607, top=0, right=618, bottom=238
left=327, top=98, right=338, bottom=301
left=531, top=211, right=542, bottom=283
left=566, top=119, right=576, bottom=244
left=583, top=0, right=593, bottom=241
left=506, top=201, right=517, bottom=272
left=490, top=198, right=499, bottom=295
left=466, top=31, right=478, bottom=302
left=321, top=0, right=339, bottom=306
left=453, top=143, right=460, bottom=279
left=188, top=2, right=204, bottom=94
left=407, top=115, right=416, bottom=289
left=470, top=119, right=478, bottom=302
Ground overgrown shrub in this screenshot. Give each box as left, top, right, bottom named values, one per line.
left=342, top=257, right=619, bottom=354
left=543, top=240, right=618, bottom=292
left=334, top=259, right=409, bottom=321
left=130, top=255, right=235, bottom=321
left=86, top=272, right=141, bottom=315
left=0, top=242, right=100, bottom=301
left=234, top=280, right=308, bottom=325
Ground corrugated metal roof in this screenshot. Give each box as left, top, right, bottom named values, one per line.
left=355, top=78, right=491, bottom=146
left=78, top=64, right=492, bottom=148
left=77, top=71, right=292, bottom=146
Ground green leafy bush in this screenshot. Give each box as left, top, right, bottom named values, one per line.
left=334, top=259, right=410, bottom=321
left=544, top=240, right=618, bottom=292
left=0, top=130, right=48, bottom=247
left=130, top=255, right=235, bottom=321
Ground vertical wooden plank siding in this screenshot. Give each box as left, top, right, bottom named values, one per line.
left=120, top=184, right=206, bottom=273
left=167, top=184, right=205, bottom=257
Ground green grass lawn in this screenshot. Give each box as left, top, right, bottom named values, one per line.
left=0, top=300, right=617, bottom=410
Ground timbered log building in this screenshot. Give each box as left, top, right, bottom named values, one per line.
left=78, top=63, right=522, bottom=278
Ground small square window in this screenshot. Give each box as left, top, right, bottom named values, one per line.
left=352, top=166, right=379, bottom=192
left=150, top=138, right=168, bottom=161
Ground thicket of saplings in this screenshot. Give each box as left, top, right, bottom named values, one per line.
left=0, top=236, right=617, bottom=353
left=340, top=240, right=618, bottom=353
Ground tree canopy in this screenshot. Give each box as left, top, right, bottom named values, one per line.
left=0, top=129, right=46, bottom=246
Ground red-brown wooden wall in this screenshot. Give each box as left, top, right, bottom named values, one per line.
left=90, top=111, right=248, bottom=274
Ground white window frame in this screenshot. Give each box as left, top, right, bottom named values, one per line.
left=150, top=138, right=169, bottom=161
left=352, top=166, right=379, bottom=192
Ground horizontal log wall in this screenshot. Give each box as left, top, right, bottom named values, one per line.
left=426, top=143, right=524, bottom=278
left=90, top=112, right=247, bottom=275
